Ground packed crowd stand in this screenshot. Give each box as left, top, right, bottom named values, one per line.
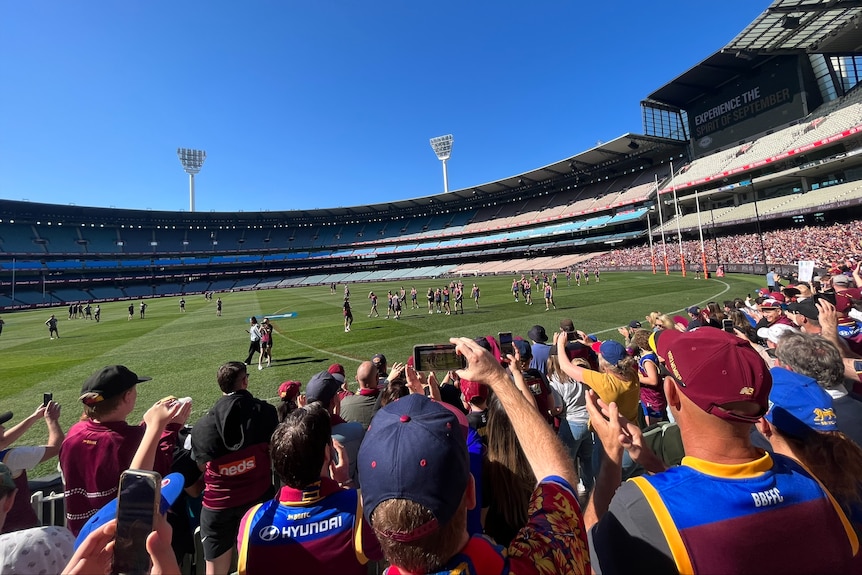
left=592, top=221, right=862, bottom=270
left=5, top=265, right=862, bottom=573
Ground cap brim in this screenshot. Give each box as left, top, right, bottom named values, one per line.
left=0, top=411, right=12, bottom=425
left=73, top=472, right=184, bottom=550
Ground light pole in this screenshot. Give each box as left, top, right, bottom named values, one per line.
left=429, top=134, right=454, bottom=193
left=177, top=148, right=207, bottom=212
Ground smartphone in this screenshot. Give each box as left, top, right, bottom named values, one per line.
left=42, top=393, right=52, bottom=407
left=413, top=344, right=466, bottom=372
left=722, top=319, right=734, bottom=333
left=498, top=332, right=514, bottom=356
left=112, top=469, right=161, bottom=575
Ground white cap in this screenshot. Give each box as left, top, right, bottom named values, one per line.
left=756, top=323, right=796, bottom=345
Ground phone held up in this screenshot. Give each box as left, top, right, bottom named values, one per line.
left=42, top=393, right=53, bottom=407
left=112, top=469, right=161, bottom=575
left=722, top=319, right=735, bottom=333
left=498, top=332, right=514, bottom=357
left=413, top=344, right=467, bottom=373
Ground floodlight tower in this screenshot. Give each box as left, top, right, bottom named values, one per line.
left=429, top=134, right=454, bottom=193
left=177, top=148, right=207, bottom=212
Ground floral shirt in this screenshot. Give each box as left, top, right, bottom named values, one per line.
left=384, top=476, right=589, bottom=575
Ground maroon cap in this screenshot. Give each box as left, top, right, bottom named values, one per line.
left=327, top=363, right=346, bottom=383
left=278, top=380, right=301, bottom=401
left=650, top=329, right=771, bottom=423
left=460, top=379, right=488, bottom=404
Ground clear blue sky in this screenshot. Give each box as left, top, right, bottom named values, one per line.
left=0, top=1, right=766, bottom=213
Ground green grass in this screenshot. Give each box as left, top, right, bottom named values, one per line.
left=0, top=272, right=765, bottom=477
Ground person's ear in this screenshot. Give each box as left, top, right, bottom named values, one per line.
left=465, top=473, right=476, bottom=511
left=755, top=418, right=772, bottom=439
left=663, top=376, right=681, bottom=410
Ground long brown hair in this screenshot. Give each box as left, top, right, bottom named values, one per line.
left=782, top=430, right=862, bottom=515
left=483, top=394, right=535, bottom=541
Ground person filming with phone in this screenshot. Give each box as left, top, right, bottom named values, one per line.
left=0, top=399, right=66, bottom=534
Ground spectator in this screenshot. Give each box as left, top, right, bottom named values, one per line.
left=555, top=335, right=640, bottom=423
left=236, top=403, right=382, bottom=574
left=482, top=394, right=535, bottom=546
left=60, top=365, right=189, bottom=535
left=276, top=380, right=300, bottom=422
left=340, top=361, right=380, bottom=430
left=305, top=371, right=365, bottom=488
left=461, top=378, right=490, bottom=440
left=630, top=328, right=667, bottom=425
left=357, top=337, right=589, bottom=574
left=775, top=330, right=862, bottom=446
left=0, top=401, right=65, bottom=533
left=756, top=366, right=862, bottom=527
left=0, top=462, right=75, bottom=573
left=371, top=354, right=388, bottom=387
left=527, top=325, right=551, bottom=375
left=546, top=334, right=593, bottom=496
left=511, top=340, right=556, bottom=425
left=191, top=361, right=279, bottom=575
left=586, top=329, right=858, bottom=573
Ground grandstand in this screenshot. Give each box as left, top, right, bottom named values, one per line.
left=2, top=0, right=862, bottom=310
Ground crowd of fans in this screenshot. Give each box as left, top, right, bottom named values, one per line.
left=3, top=265, right=862, bottom=574
left=590, top=222, right=862, bottom=269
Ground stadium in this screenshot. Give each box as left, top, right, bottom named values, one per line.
left=2, top=2, right=862, bottom=573
left=2, top=3, right=861, bottom=309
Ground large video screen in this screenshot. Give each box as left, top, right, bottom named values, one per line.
left=688, top=56, right=807, bottom=155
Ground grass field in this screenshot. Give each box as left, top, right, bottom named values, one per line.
left=0, top=271, right=765, bottom=477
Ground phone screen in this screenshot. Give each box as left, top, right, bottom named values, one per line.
left=413, top=344, right=466, bottom=372
left=112, top=470, right=161, bottom=575
left=722, top=319, right=734, bottom=333
left=43, top=393, right=52, bottom=407
left=498, top=332, right=514, bottom=356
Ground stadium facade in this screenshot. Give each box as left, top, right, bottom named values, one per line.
left=2, top=0, right=862, bottom=310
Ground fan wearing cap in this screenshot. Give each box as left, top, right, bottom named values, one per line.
left=774, top=330, right=862, bottom=447
left=190, top=361, right=279, bottom=575
left=586, top=329, right=858, bottom=574
left=555, top=332, right=640, bottom=424
left=0, top=402, right=66, bottom=534
left=0, top=462, right=75, bottom=573
left=276, top=380, right=301, bottom=422
left=305, top=370, right=365, bottom=488
left=59, top=365, right=190, bottom=536
left=756, top=298, right=794, bottom=331
left=757, top=367, right=862, bottom=533
left=236, top=403, right=382, bottom=575
left=358, top=337, right=588, bottom=575
left=527, top=325, right=551, bottom=376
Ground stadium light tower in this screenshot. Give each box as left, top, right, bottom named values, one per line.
left=177, top=148, right=207, bottom=212
left=429, top=134, right=454, bottom=193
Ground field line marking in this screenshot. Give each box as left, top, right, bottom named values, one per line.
left=589, top=279, right=732, bottom=336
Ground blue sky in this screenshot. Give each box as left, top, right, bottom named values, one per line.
left=0, top=1, right=766, bottom=213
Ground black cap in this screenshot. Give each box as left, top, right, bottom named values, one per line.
left=0, top=411, right=12, bottom=426
left=80, top=365, right=151, bottom=406
left=787, top=300, right=818, bottom=321
left=528, top=325, right=548, bottom=343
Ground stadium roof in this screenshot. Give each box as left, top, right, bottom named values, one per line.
left=725, top=0, right=862, bottom=55
left=0, top=133, right=685, bottom=225
left=646, top=0, right=862, bottom=110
